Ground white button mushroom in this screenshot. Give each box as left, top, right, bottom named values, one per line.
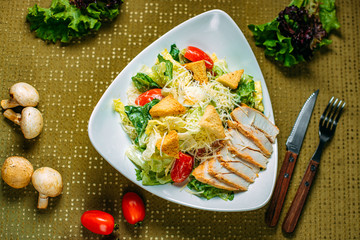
left=1, top=82, right=39, bottom=109
left=3, top=107, right=43, bottom=139
left=32, top=167, right=63, bottom=209
left=1, top=156, right=34, bottom=189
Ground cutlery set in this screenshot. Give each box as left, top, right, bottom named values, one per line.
left=265, top=90, right=346, bottom=233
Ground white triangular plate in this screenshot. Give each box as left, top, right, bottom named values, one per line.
left=88, top=9, right=278, bottom=212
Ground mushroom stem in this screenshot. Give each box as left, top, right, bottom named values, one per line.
left=37, top=193, right=49, bottom=209
left=1, top=99, right=20, bottom=109
left=3, top=109, right=21, bottom=125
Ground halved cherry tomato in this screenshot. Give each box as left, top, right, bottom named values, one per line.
left=135, top=88, right=163, bottom=106
left=122, top=192, right=146, bottom=225
left=184, top=46, right=214, bottom=69
left=170, top=152, right=194, bottom=183
left=81, top=210, right=115, bottom=235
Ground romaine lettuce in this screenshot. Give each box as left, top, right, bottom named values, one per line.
left=126, top=146, right=173, bottom=186
left=187, top=176, right=234, bottom=201
left=131, top=73, right=160, bottom=92
left=124, top=99, right=159, bottom=144
left=234, top=74, right=256, bottom=109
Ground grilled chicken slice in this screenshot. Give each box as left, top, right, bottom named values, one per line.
left=227, top=143, right=268, bottom=169
left=208, top=158, right=250, bottom=191
left=231, top=104, right=279, bottom=143
left=218, top=147, right=259, bottom=182
left=192, top=160, right=238, bottom=191
left=228, top=120, right=272, bottom=157
left=227, top=129, right=268, bottom=169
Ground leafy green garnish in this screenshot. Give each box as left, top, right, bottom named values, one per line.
left=187, top=176, right=234, bottom=201
left=234, top=74, right=256, bottom=108
left=169, top=44, right=180, bottom=62
left=248, top=0, right=340, bottom=67
left=124, top=99, right=160, bottom=144
left=131, top=73, right=160, bottom=92
left=26, top=0, right=123, bottom=43
left=157, top=54, right=173, bottom=80
left=135, top=168, right=172, bottom=185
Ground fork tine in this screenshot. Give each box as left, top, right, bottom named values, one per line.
left=328, top=99, right=340, bottom=126
left=320, top=97, right=334, bottom=127
left=331, top=101, right=346, bottom=131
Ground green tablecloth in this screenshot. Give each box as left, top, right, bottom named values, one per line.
left=1, top=0, right=359, bottom=239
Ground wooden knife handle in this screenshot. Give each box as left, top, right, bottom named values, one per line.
left=282, top=160, right=320, bottom=233
left=265, top=150, right=298, bottom=227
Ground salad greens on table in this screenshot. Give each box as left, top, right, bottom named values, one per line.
left=26, top=0, right=123, bottom=43
left=114, top=44, right=264, bottom=200
left=248, top=0, right=340, bottom=67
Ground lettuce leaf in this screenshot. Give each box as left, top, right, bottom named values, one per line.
left=113, top=98, right=137, bottom=140
left=169, top=44, right=180, bottom=62
left=187, top=176, right=234, bottom=201
left=126, top=145, right=173, bottom=186
left=248, top=0, right=339, bottom=67
left=26, top=0, right=122, bottom=43
left=234, top=74, right=256, bottom=108
left=131, top=72, right=160, bottom=92
left=124, top=99, right=160, bottom=144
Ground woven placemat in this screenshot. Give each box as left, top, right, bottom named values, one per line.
left=1, top=0, right=359, bottom=239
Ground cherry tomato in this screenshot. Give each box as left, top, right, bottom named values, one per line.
left=184, top=46, right=214, bottom=69
left=170, top=152, right=194, bottom=183
left=81, top=210, right=115, bottom=235
left=122, top=192, right=146, bottom=225
left=135, top=89, right=163, bottom=106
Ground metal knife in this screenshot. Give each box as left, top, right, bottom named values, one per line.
left=265, top=89, right=319, bottom=227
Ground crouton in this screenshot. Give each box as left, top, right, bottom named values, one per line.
left=199, top=105, right=225, bottom=139
left=216, top=69, right=244, bottom=89
left=149, top=95, right=186, bottom=117
left=184, top=60, right=208, bottom=84
left=156, top=130, right=179, bottom=158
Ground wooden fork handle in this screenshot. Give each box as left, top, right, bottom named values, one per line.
left=282, top=160, right=320, bottom=234
left=265, top=151, right=298, bottom=227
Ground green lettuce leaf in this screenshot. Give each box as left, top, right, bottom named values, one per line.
left=187, top=176, right=234, bottom=201
left=26, top=0, right=122, bottom=43
left=124, top=99, right=160, bottom=144
left=157, top=54, right=173, bottom=80
left=127, top=146, right=173, bottom=186
left=248, top=0, right=339, bottom=67
left=135, top=169, right=172, bottom=185
left=131, top=72, right=160, bottom=92
left=169, top=44, right=180, bottom=62
left=234, top=74, right=256, bottom=108
left=318, top=0, right=341, bottom=33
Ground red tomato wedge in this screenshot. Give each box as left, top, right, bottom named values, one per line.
left=122, top=192, right=146, bottom=225
left=81, top=210, right=115, bottom=235
left=170, top=152, right=194, bottom=183
left=184, top=46, right=214, bottom=69
left=135, top=88, right=163, bottom=106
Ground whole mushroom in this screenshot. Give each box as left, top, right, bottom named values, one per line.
left=1, top=156, right=34, bottom=189
left=32, top=167, right=63, bottom=209
left=3, top=107, right=43, bottom=139
left=1, top=82, right=39, bottom=109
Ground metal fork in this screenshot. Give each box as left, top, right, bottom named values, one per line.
left=282, top=97, right=346, bottom=234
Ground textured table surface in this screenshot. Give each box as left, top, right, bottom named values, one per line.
left=0, top=0, right=359, bottom=239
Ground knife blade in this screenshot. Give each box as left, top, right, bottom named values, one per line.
left=265, top=89, right=319, bottom=227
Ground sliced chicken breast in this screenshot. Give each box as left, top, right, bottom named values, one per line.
left=228, top=120, right=272, bottom=157
left=208, top=158, right=250, bottom=191
left=192, top=160, right=238, bottom=191
left=227, top=128, right=269, bottom=169
left=231, top=104, right=279, bottom=143
left=227, top=142, right=268, bottom=169
left=227, top=128, right=261, bottom=153
left=218, top=147, right=259, bottom=182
